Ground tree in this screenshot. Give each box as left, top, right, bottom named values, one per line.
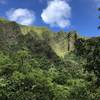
left=74, top=38, right=86, bottom=56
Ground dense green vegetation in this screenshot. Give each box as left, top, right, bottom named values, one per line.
left=0, top=18, right=100, bottom=100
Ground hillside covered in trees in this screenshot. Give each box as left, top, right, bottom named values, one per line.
left=0, top=18, right=100, bottom=100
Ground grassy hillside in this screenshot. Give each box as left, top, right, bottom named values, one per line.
left=0, top=18, right=100, bottom=100
left=0, top=18, right=80, bottom=58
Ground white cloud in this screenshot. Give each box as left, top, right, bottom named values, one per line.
left=6, top=8, right=35, bottom=25
left=41, top=0, right=71, bottom=28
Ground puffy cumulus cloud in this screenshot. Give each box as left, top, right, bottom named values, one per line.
left=41, top=0, right=71, bottom=28
left=6, top=8, right=35, bottom=25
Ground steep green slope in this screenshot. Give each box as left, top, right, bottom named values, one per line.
left=0, top=20, right=57, bottom=62
left=0, top=18, right=100, bottom=100
left=19, top=26, right=80, bottom=58
left=1, top=17, right=99, bottom=60
left=0, top=18, right=79, bottom=58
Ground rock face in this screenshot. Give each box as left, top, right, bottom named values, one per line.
left=0, top=18, right=79, bottom=58
left=49, top=31, right=79, bottom=57
left=66, top=31, right=78, bottom=52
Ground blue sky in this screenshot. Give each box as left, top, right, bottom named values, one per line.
left=0, top=0, right=100, bottom=37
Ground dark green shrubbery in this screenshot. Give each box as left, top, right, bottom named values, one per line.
left=0, top=46, right=99, bottom=100
left=0, top=19, right=100, bottom=99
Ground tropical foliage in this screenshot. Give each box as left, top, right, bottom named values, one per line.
left=0, top=18, right=100, bottom=100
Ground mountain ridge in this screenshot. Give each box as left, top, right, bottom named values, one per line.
left=0, top=17, right=81, bottom=58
